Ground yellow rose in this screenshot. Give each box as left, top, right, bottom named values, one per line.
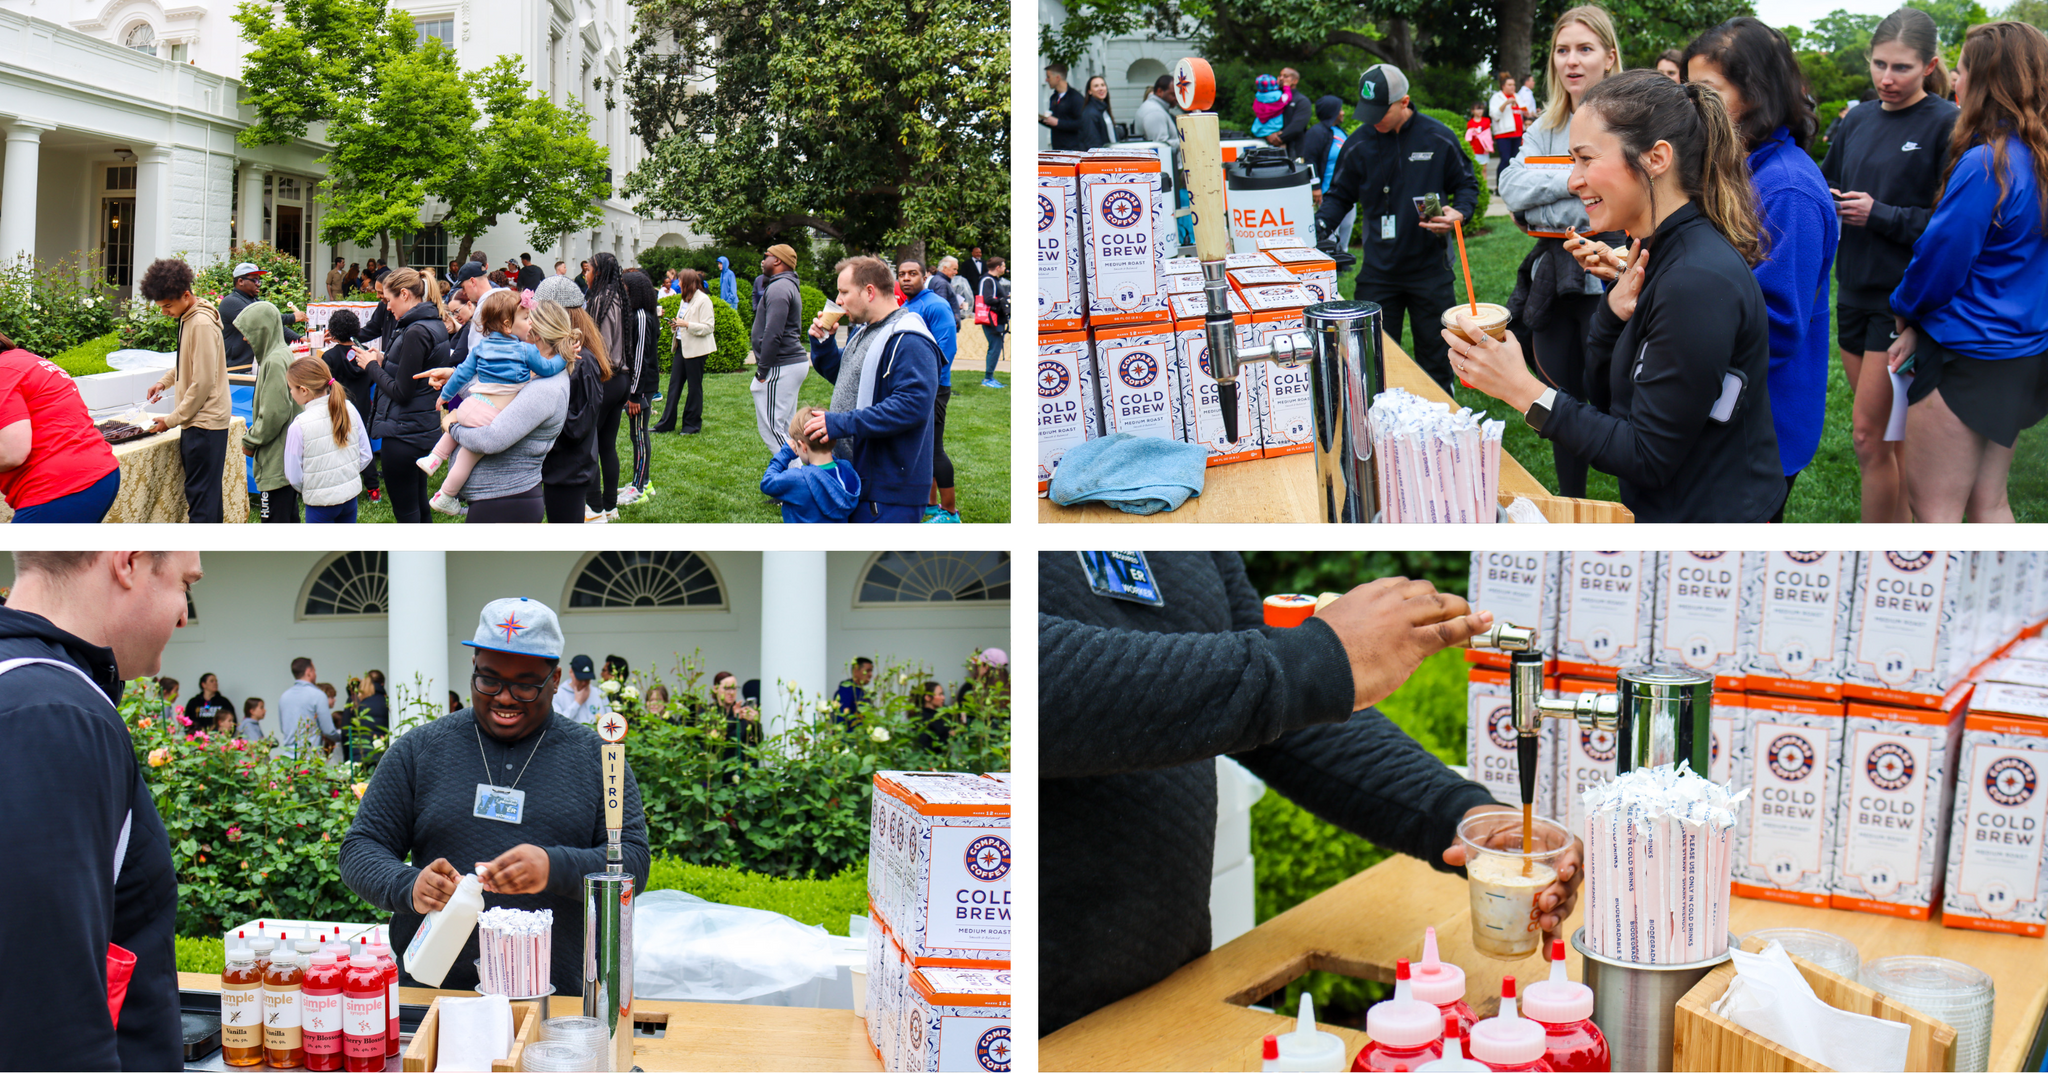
left=352, top=782, right=367, bottom=799
left=147, top=747, right=171, bottom=767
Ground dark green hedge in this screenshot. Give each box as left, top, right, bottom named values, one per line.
left=656, top=292, right=750, bottom=375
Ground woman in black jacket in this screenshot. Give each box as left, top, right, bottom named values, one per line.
left=357, top=267, right=452, bottom=523
left=1082, top=75, right=1116, bottom=148
left=582, top=254, right=635, bottom=519
left=621, top=268, right=661, bottom=503
left=1449, top=70, right=1783, bottom=522
left=179, top=673, right=235, bottom=729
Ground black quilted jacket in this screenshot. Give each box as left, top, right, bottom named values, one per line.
left=1039, top=551, right=1496, bottom=1034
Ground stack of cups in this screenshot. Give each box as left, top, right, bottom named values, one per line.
left=536, top=1016, right=609, bottom=1072
left=1860, top=956, right=1995, bottom=1073
left=519, top=1039, right=598, bottom=1072
left=1738, top=928, right=1861, bottom=981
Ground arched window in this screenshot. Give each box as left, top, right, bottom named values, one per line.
left=856, top=552, right=1010, bottom=606
left=565, top=551, right=726, bottom=611
left=299, top=551, right=389, bottom=619
left=122, top=22, right=157, bottom=55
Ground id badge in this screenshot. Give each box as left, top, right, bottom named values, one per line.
left=1380, top=214, right=1396, bottom=241
left=473, top=784, right=526, bottom=824
left=1078, top=550, right=1165, bottom=606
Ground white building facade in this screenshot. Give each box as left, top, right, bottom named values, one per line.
left=0, top=0, right=703, bottom=297
left=0, top=550, right=1011, bottom=741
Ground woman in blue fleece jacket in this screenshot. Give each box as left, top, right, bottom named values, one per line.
left=1889, top=21, right=2048, bottom=523
left=1683, top=19, right=1838, bottom=517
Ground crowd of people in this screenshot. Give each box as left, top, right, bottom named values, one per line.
left=1049, top=6, right=2048, bottom=523
left=0, top=238, right=1007, bottom=524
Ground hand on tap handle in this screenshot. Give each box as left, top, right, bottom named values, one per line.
left=1313, top=577, right=1491, bottom=712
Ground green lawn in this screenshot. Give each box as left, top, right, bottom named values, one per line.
left=253, top=367, right=1011, bottom=524
left=1354, top=224, right=2048, bottom=523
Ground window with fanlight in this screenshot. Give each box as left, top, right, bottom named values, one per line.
left=855, top=552, right=1010, bottom=606
left=565, top=551, right=726, bottom=611
left=122, top=22, right=156, bottom=55
left=298, top=552, right=389, bottom=619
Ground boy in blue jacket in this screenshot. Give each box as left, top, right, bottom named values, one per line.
left=761, top=407, right=860, bottom=522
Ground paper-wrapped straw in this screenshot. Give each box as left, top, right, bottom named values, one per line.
left=1367, top=390, right=1504, bottom=523
left=1582, top=763, right=1746, bottom=965
left=476, top=907, right=552, bottom=996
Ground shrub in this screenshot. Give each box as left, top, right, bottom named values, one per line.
left=177, top=935, right=227, bottom=975
left=51, top=332, right=122, bottom=376
left=799, top=285, right=827, bottom=333
left=0, top=251, right=121, bottom=357
left=645, top=860, right=869, bottom=935
left=117, top=296, right=181, bottom=352
left=653, top=293, right=750, bottom=375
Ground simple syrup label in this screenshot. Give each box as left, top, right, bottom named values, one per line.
left=221, top=985, right=261, bottom=1049
left=343, top=993, right=387, bottom=1058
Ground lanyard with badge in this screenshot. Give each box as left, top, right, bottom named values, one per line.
left=1077, top=550, right=1166, bottom=606
left=473, top=721, right=548, bottom=824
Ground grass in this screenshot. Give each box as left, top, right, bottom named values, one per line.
left=52, top=331, right=120, bottom=376
left=252, top=365, right=1011, bottom=524
left=1354, top=223, right=2048, bottom=523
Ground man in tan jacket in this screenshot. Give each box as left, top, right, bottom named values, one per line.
left=139, top=258, right=233, bottom=522
left=326, top=257, right=345, bottom=299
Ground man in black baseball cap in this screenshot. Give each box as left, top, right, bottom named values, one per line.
left=550, top=653, right=609, bottom=726
left=1316, top=63, right=1480, bottom=392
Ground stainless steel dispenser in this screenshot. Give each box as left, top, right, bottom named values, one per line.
left=1613, top=666, right=1714, bottom=775
left=585, top=714, right=634, bottom=1072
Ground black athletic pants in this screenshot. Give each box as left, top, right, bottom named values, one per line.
left=380, top=439, right=432, bottom=523
left=932, top=385, right=953, bottom=492
left=1355, top=270, right=1459, bottom=394
left=654, top=355, right=705, bottom=434
left=1531, top=292, right=1602, bottom=499
left=179, top=426, right=230, bottom=523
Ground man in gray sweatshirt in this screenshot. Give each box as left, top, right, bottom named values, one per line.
left=278, top=656, right=343, bottom=761
left=749, top=243, right=810, bottom=453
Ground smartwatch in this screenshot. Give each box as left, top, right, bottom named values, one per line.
left=1524, top=387, right=1558, bottom=434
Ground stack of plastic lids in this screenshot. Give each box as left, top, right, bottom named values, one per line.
left=534, top=1016, right=609, bottom=1072
left=1860, top=956, right=1995, bottom=1073
left=1738, top=928, right=1860, bottom=982
left=519, top=1039, right=598, bottom=1071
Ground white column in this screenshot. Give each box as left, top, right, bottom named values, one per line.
left=0, top=118, right=57, bottom=266
left=133, top=145, right=173, bottom=273
left=386, top=551, right=450, bottom=730
left=238, top=163, right=270, bottom=246
left=759, top=551, right=828, bottom=741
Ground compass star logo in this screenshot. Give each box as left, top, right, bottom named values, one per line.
left=497, top=613, right=526, bottom=642
left=1987, top=756, right=2038, bottom=806
left=1867, top=742, right=1915, bottom=791
left=1769, top=734, right=1816, bottom=782
left=1176, top=71, right=1191, bottom=98
left=1100, top=189, right=1145, bottom=229
left=1038, top=360, right=1070, bottom=398
left=1038, top=194, right=1055, bottom=232
left=965, top=834, right=1010, bottom=881
left=1118, top=350, right=1159, bottom=387
left=977, top=1026, right=1012, bottom=1072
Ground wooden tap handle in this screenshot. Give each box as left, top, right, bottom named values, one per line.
left=1176, top=112, right=1231, bottom=262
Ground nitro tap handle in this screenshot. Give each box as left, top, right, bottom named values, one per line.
left=596, top=712, right=629, bottom=871
left=1175, top=111, right=1230, bottom=264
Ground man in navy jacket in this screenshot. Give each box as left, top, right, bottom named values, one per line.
left=0, top=551, right=203, bottom=1071
left=806, top=256, right=939, bottom=522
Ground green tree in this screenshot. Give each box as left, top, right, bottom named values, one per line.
left=439, top=57, right=611, bottom=261
left=622, top=0, right=1008, bottom=264
left=318, top=40, right=478, bottom=261
left=232, top=0, right=411, bottom=147
left=2005, top=0, right=2048, bottom=29
left=1919, top=0, right=1991, bottom=45
left=1809, top=7, right=1880, bottom=51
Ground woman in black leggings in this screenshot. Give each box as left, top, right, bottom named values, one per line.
left=583, top=254, right=635, bottom=519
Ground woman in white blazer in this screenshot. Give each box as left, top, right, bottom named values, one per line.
left=654, top=269, right=718, bottom=434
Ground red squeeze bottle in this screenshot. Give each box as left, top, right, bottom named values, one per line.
left=301, top=953, right=344, bottom=1071
left=341, top=958, right=387, bottom=1073
left=1410, top=927, right=1478, bottom=1039
left=1466, top=977, right=1552, bottom=1072
left=1521, top=941, right=1609, bottom=1073
left=1351, top=959, right=1444, bottom=1072
left=368, top=942, right=401, bottom=1057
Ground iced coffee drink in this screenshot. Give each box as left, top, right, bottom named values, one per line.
left=1442, top=302, right=1512, bottom=343
left=1459, top=811, right=1569, bottom=960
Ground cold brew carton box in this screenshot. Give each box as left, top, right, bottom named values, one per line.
left=1732, top=694, right=1844, bottom=908
left=1165, top=273, right=1203, bottom=296
left=1168, top=291, right=1249, bottom=321
left=1078, top=153, right=1171, bottom=327
left=1844, top=552, right=1969, bottom=709
left=1465, top=551, right=1561, bottom=672
left=1557, top=552, right=1657, bottom=679
left=1741, top=551, right=1854, bottom=700
left=1941, top=691, right=2048, bottom=937
left=1467, top=667, right=1560, bottom=821
left=1980, top=659, right=2048, bottom=689
left=902, top=967, right=1011, bottom=1073
left=1556, top=676, right=1620, bottom=842
left=1829, top=699, right=1967, bottom=920
left=1652, top=552, right=1748, bottom=689
left=1224, top=251, right=1274, bottom=271
left=1171, top=310, right=1261, bottom=465
left=1091, top=321, right=1180, bottom=443
left=1226, top=265, right=1297, bottom=292
left=1036, top=331, right=1098, bottom=496
left=868, top=772, right=1011, bottom=966
left=1263, top=246, right=1340, bottom=304
left=864, top=907, right=898, bottom=1053
left=1710, top=691, right=1744, bottom=788
left=1037, top=157, right=1085, bottom=332
left=1239, top=283, right=1314, bottom=315
left=2010, top=637, right=2048, bottom=663
left=1249, top=305, right=1313, bottom=459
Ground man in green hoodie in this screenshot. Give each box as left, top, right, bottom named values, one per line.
left=140, top=258, right=233, bottom=523
left=236, top=301, right=304, bottom=523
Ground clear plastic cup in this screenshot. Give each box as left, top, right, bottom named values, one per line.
left=1459, top=811, right=1569, bottom=961
left=520, top=1039, right=599, bottom=1072
left=1442, top=302, right=1512, bottom=342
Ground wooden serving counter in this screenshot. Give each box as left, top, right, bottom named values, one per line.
left=175, top=972, right=882, bottom=1072
left=1038, top=334, right=1629, bottom=523
left=1040, top=855, right=2048, bottom=1072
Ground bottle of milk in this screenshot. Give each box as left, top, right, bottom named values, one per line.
left=403, top=874, right=485, bottom=987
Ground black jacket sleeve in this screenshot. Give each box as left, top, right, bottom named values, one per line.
left=1049, top=89, right=1084, bottom=133
left=1279, top=94, right=1312, bottom=148
left=362, top=322, right=431, bottom=406
left=1314, top=135, right=1370, bottom=238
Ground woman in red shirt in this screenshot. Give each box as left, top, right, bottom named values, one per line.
left=0, top=333, right=121, bottom=522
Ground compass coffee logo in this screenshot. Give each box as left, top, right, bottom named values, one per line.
left=1038, top=194, right=1056, bottom=232
left=1769, top=734, right=1817, bottom=782
left=965, top=834, right=1011, bottom=882
left=1118, top=350, right=1160, bottom=387
left=1786, top=551, right=1827, bottom=564
left=1886, top=551, right=1934, bottom=572
left=1099, top=189, right=1145, bottom=230
left=1689, top=552, right=1726, bottom=561
left=1037, top=360, right=1070, bottom=399
left=1582, top=726, right=1617, bottom=763
left=1986, top=756, right=2038, bottom=807
left=1866, top=741, right=1916, bottom=791
left=977, top=1026, right=1012, bottom=1072
left=1487, top=705, right=1516, bottom=751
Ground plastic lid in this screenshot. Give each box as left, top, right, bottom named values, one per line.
left=1414, top=1016, right=1489, bottom=1072
left=295, top=939, right=322, bottom=953
left=1468, top=977, right=1546, bottom=1065
left=1410, top=927, right=1467, bottom=1006
left=1523, top=940, right=1594, bottom=1024
left=250, top=937, right=276, bottom=954
left=1366, top=995, right=1444, bottom=1049
left=1859, top=956, right=1993, bottom=1001
left=1741, top=928, right=1860, bottom=979
left=1273, top=993, right=1349, bottom=1071
left=310, top=953, right=337, bottom=968
left=1264, top=1034, right=1279, bottom=1061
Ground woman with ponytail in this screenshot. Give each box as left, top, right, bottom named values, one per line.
left=282, top=357, right=373, bottom=522
left=357, top=266, right=454, bottom=522
left=1888, top=20, right=2048, bottom=523
left=1447, top=69, right=1784, bottom=523
left=1822, top=6, right=1958, bottom=521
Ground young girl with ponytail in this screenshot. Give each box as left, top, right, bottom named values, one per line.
left=1447, top=69, right=1785, bottom=522
left=282, top=357, right=373, bottom=522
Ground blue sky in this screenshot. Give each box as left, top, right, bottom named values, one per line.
left=1751, top=0, right=1920, bottom=33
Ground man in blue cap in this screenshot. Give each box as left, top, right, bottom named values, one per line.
left=339, top=596, right=650, bottom=996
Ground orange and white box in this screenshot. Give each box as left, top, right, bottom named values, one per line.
left=1710, top=690, right=1743, bottom=787
left=1171, top=310, right=1261, bottom=465
left=2011, top=637, right=2048, bottom=662
left=1465, top=551, right=1561, bottom=672
left=1742, top=551, right=1853, bottom=700
left=1078, top=153, right=1171, bottom=327
left=1467, top=667, right=1561, bottom=822
left=1829, top=698, right=1966, bottom=920
left=902, top=967, right=1011, bottom=1073
left=1263, top=246, right=1340, bottom=303
left=1732, top=693, right=1845, bottom=908
left=1555, top=676, right=1620, bottom=841
left=864, top=906, right=899, bottom=1055
left=1226, top=265, right=1297, bottom=293
left=1224, top=251, right=1273, bottom=270
left=1249, top=303, right=1312, bottom=459
left=1653, top=552, right=1747, bottom=690
left=1037, top=157, right=1085, bottom=332
left=1556, top=552, right=1656, bottom=679
left=1165, top=256, right=1200, bottom=276
left=1091, top=321, right=1180, bottom=443
left=1169, top=291, right=1249, bottom=321
left=1165, top=273, right=1203, bottom=296
left=1844, top=552, right=1968, bottom=710
left=867, top=772, right=1011, bottom=966
left=1240, top=283, right=1314, bottom=314
left=1035, top=330, right=1097, bottom=496
left=1980, top=658, right=2048, bottom=689
left=1941, top=691, right=2048, bottom=937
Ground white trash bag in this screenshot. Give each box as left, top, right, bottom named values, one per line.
left=631, top=890, right=841, bottom=1005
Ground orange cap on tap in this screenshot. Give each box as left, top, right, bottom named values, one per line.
left=1263, top=594, right=1317, bottom=628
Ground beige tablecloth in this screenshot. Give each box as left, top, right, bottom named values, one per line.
left=0, top=417, right=249, bottom=523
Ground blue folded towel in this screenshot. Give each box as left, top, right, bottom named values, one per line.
left=1049, top=433, right=1208, bottom=515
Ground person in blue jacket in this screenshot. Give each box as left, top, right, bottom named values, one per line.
left=1888, top=21, right=2048, bottom=523
left=716, top=255, right=738, bottom=308
left=805, top=256, right=939, bottom=523
left=760, top=407, right=860, bottom=522
left=898, top=260, right=961, bottom=522
left=1683, top=18, right=1838, bottom=519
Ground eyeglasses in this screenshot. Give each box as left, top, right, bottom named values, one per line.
left=471, top=671, right=544, bottom=703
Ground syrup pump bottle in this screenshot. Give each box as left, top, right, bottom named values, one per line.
left=1351, top=959, right=1443, bottom=1072
left=1465, top=978, right=1551, bottom=1072
left=1410, top=927, right=1478, bottom=1038
left=1416, top=1013, right=1489, bottom=1072
left=261, top=933, right=305, bottom=1068
left=220, top=936, right=264, bottom=1068
left=301, top=952, right=344, bottom=1071
left=1520, top=941, right=1609, bottom=1073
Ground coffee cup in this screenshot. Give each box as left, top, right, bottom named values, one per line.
left=1443, top=302, right=1512, bottom=343
left=1458, top=811, right=1570, bottom=960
